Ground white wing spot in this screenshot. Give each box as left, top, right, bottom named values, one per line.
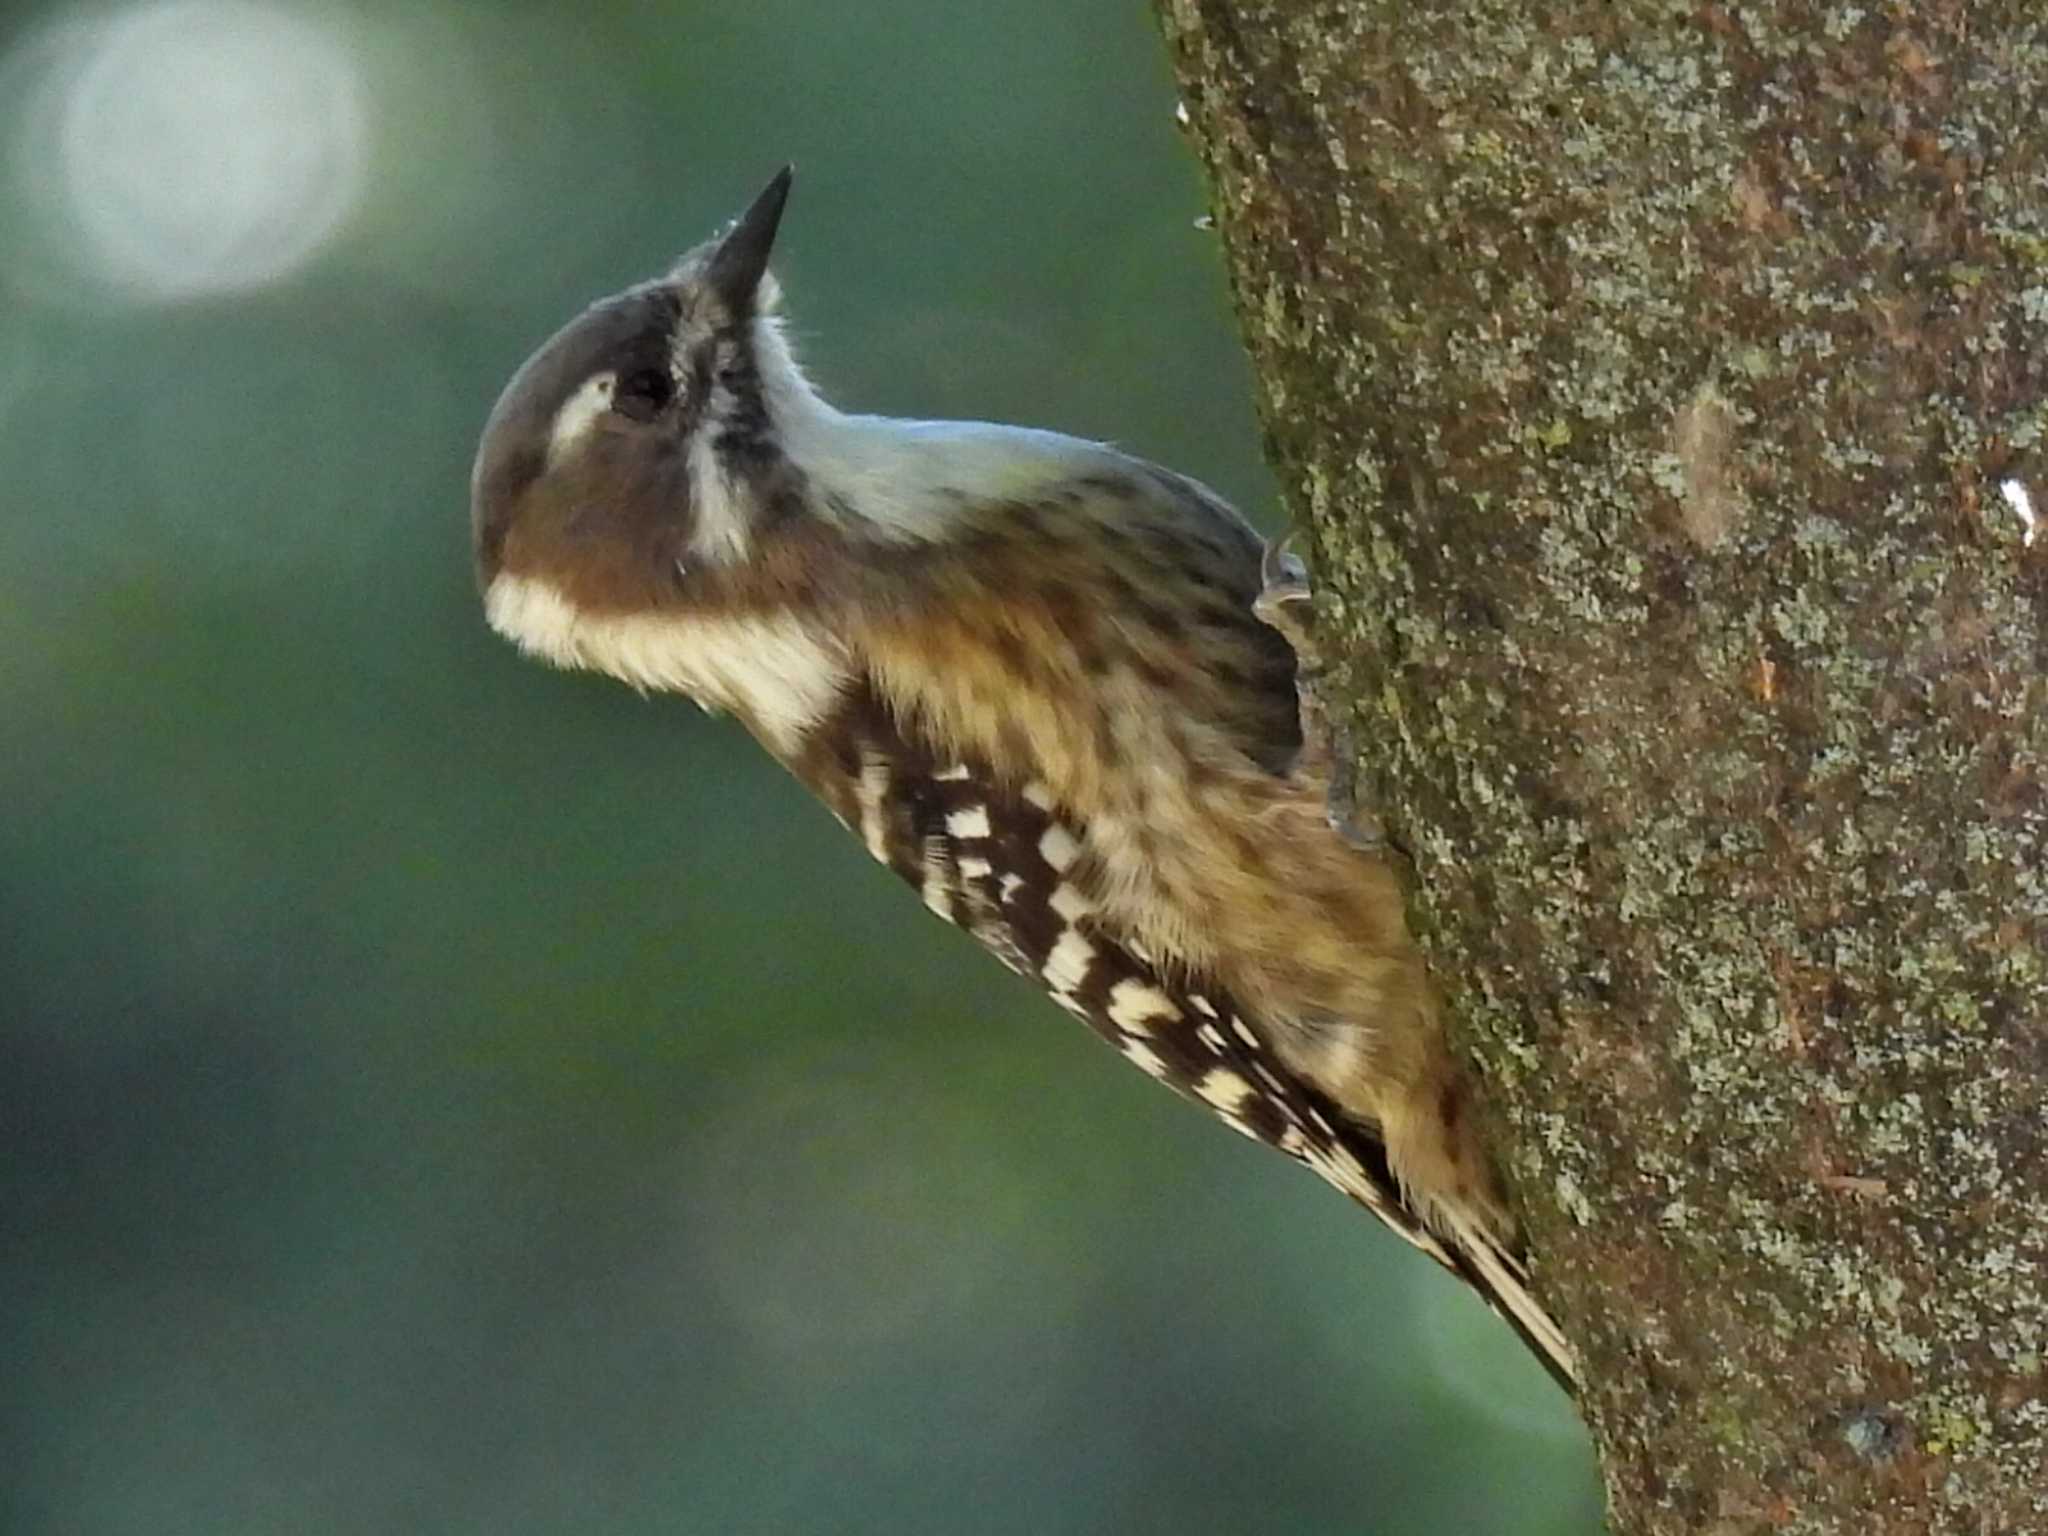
left=1049, top=883, right=1093, bottom=922
left=856, top=759, right=892, bottom=863
left=1196, top=1023, right=1228, bottom=1054
left=1022, top=781, right=1054, bottom=810
left=1252, top=1063, right=1293, bottom=1101
left=958, top=855, right=994, bottom=881
left=1038, top=824, right=1080, bottom=872
left=945, top=805, right=992, bottom=841
left=1122, top=1040, right=1170, bottom=1079
left=920, top=842, right=954, bottom=920
left=934, top=764, right=972, bottom=781
left=1107, top=979, right=1182, bottom=1037
left=1194, top=1069, right=1254, bottom=1115
left=1230, top=1017, right=1260, bottom=1050
left=1188, top=995, right=1219, bottom=1020
left=999, top=872, right=1026, bottom=903
left=1043, top=929, right=1097, bottom=999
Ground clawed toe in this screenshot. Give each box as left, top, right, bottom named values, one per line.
left=1253, top=537, right=1313, bottom=632
left=1325, top=719, right=1385, bottom=851
left=1255, top=532, right=1383, bottom=852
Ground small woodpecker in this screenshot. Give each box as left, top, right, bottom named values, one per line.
left=470, top=168, right=1576, bottom=1391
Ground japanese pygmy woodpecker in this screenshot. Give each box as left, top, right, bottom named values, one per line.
left=470, top=169, right=1575, bottom=1389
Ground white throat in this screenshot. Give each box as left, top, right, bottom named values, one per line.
left=482, top=573, right=849, bottom=755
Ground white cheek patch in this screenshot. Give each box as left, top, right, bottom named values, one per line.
left=676, top=331, right=760, bottom=568
left=482, top=573, right=849, bottom=754
left=687, top=429, right=753, bottom=566
left=548, top=371, right=617, bottom=464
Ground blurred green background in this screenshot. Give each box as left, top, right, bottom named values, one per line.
left=2, top=2, right=1600, bottom=1531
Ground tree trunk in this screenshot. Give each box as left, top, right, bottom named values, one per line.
left=1155, top=4, right=2048, bottom=1532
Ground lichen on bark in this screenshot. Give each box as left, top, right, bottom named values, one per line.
left=1156, top=3, right=2048, bottom=1532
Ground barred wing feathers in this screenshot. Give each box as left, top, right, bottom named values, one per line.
left=788, top=683, right=1576, bottom=1391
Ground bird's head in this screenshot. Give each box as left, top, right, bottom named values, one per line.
left=467, top=166, right=1187, bottom=758
left=470, top=166, right=801, bottom=625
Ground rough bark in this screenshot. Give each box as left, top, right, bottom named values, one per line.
left=1154, top=4, right=2048, bottom=1533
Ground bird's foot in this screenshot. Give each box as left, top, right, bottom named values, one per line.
left=1253, top=537, right=1384, bottom=852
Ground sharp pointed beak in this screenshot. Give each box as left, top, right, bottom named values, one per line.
left=707, top=165, right=793, bottom=312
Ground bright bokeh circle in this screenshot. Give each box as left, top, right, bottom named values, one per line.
left=37, top=0, right=366, bottom=301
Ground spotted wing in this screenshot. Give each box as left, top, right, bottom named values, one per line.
left=786, top=683, right=1576, bottom=1386
left=786, top=687, right=1463, bottom=1261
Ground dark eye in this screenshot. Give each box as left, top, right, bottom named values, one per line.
left=613, top=367, right=675, bottom=421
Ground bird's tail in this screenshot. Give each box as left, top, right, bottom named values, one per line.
left=1300, top=1123, right=1579, bottom=1394
left=1434, top=1205, right=1579, bottom=1396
